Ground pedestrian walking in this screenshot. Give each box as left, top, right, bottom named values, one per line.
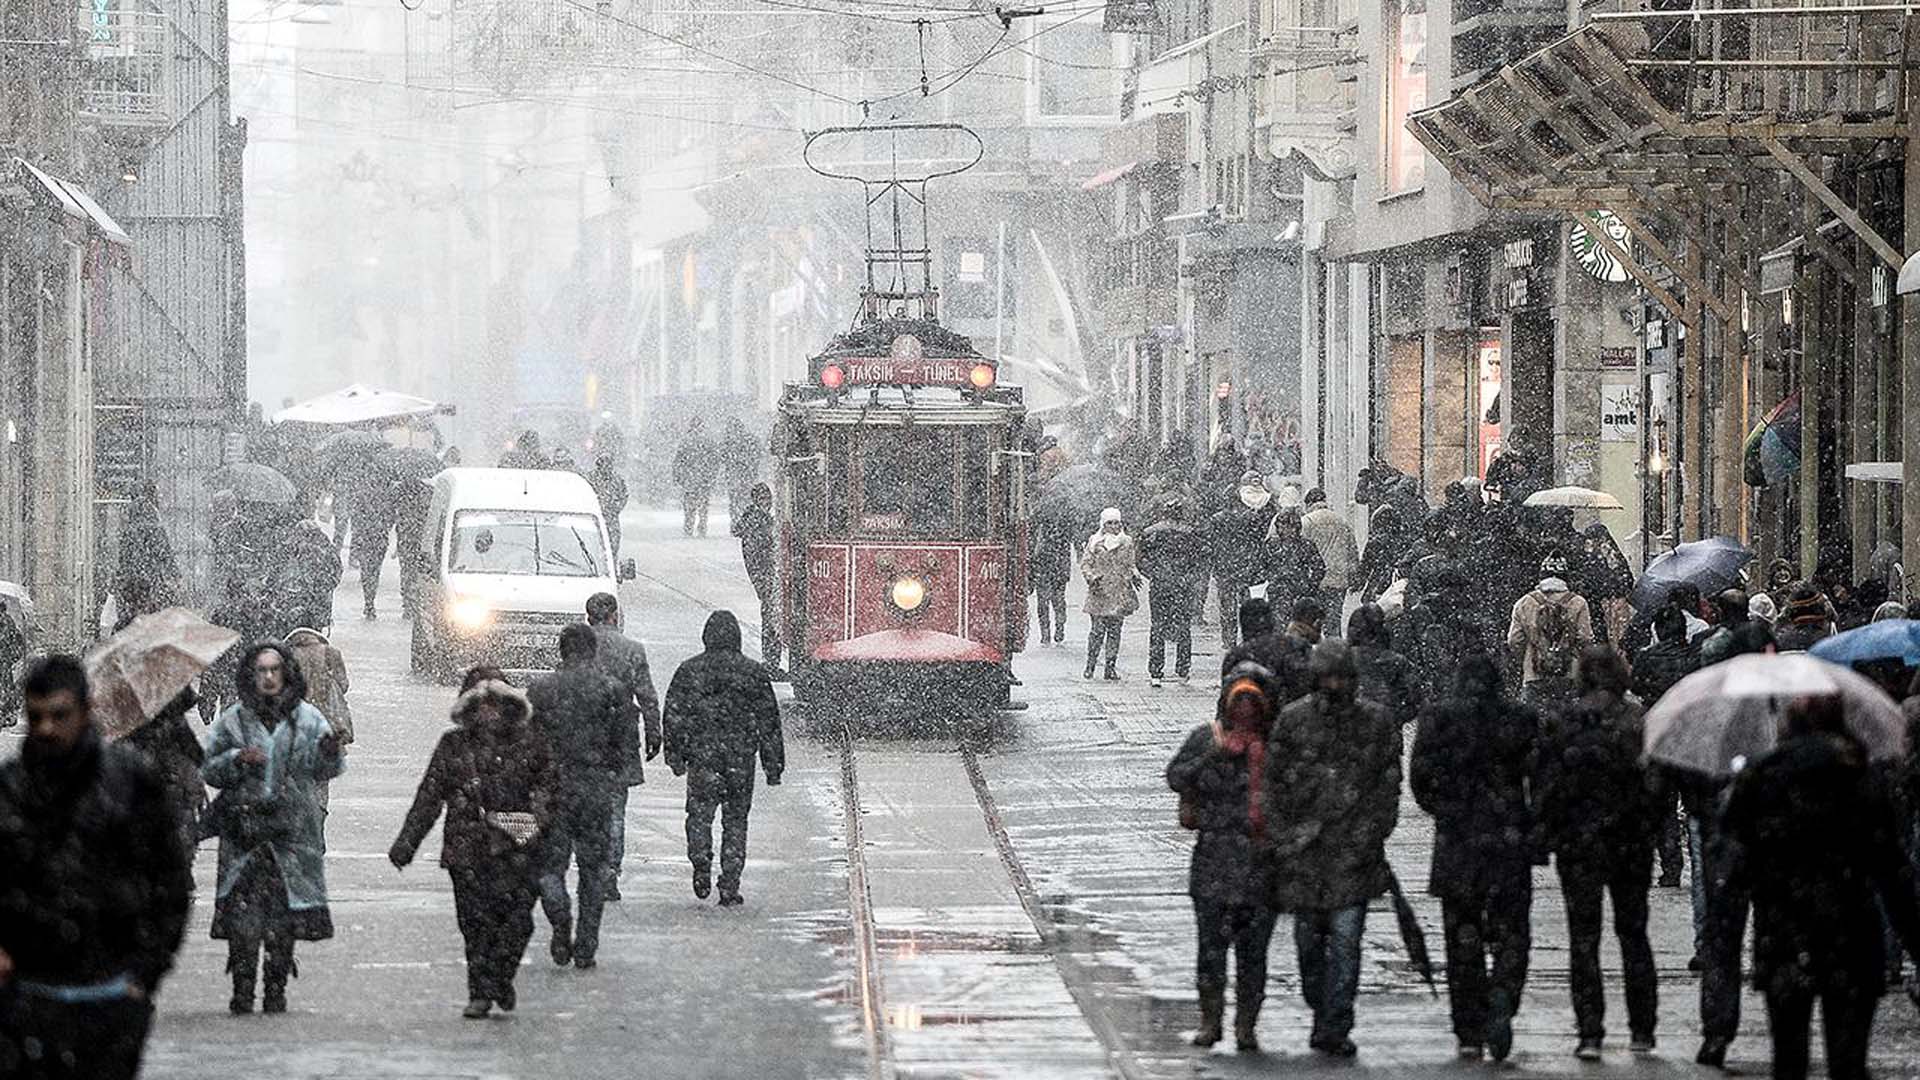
left=1300, top=488, right=1358, bottom=636
left=1028, top=499, right=1075, bottom=646
left=731, top=482, right=787, bottom=678
left=1167, top=664, right=1281, bottom=1052
left=1722, top=693, right=1920, bottom=1080
left=272, top=519, right=343, bottom=634
left=673, top=418, right=722, bottom=537
left=388, top=668, right=556, bottom=1019
left=1695, top=589, right=1753, bottom=667
left=1080, top=507, right=1140, bottom=681
left=1264, top=507, right=1326, bottom=630
left=1774, top=584, right=1835, bottom=652
left=585, top=592, right=662, bottom=900
left=1506, top=552, right=1594, bottom=706
left=588, top=453, right=630, bottom=560
left=720, top=416, right=762, bottom=520
left=111, top=482, right=181, bottom=631
left=0, top=656, right=193, bottom=1080
left=283, top=627, right=351, bottom=812
left=1631, top=606, right=1699, bottom=889
left=392, top=477, right=432, bottom=622
left=349, top=482, right=395, bottom=621
left=119, top=687, right=208, bottom=858
left=1139, top=497, right=1205, bottom=687
left=497, top=430, right=550, bottom=470
left=1221, top=597, right=1311, bottom=702
left=1535, top=647, right=1662, bottom=1059
left=528, top=625, right=638, bottom=968
left=1264, top=642, right=1403, bottom=1057
left=1356, top=504, right=1409, bottom=604
left=1345, top=603, right=1423, bottom=721
left=1572, top=523, right=1635, bottom=646
left=663, top=611, right=784, bottom=906
left=202, top=642, right=345, bottom=1015
left=1196, top=435, right=1247, bottom=522
left=1209, top=472, right=1276, bottom=651
left=1409, top=648, right=1539, bottom=1062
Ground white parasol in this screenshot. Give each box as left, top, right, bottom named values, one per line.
left=274, top=383, right=449, bottom=426
left=1523, top=486, right=1625, bottom=510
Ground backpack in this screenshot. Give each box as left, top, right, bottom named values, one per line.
left=1533, top=594, right=1577, bottom=679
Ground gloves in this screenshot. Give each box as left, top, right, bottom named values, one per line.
left=765, top=773, right=782, bottom=787
left=387, top=841, right=412, bottom=870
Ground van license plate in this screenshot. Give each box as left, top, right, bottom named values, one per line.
left=505, top=633, right=547, bottom=648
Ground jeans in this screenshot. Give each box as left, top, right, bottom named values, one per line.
left=682, top=488, right=711, bottom=535
left=1763, top=977, right=1879, bottom=1080
left=1558, top=857, right=1657, bottom=1040
left=1085, top=615, right=1123, bottom=673
left=539, top=791, right=613, bottom=960
left=450, top=865, right=537, bottom=1001
left=1035, top=586, right=1067, bottom=643
left=0, top=993, right=153, bottom=1080
left=1441, top=874, right=1533, bottom=1043
left=1688, top=816, right=1707, bottom=955
left=1194, top=900, right=1278, bottom=1009
left=687, top=766, right=755, bottom=896
left=1147, top=593, right=1192, bottom=680
left=1294, top=903, right=1368, bottom=1042
left=1216, top=578, right=1251, bottom=650
left=607, top=786, right=630, bottom=887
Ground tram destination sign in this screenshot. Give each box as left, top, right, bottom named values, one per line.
left=826, top=356, right=987, bottom=387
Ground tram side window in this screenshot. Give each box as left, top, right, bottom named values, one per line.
left=859, top=429, right=956, bottom=536
left=961, top=436, right=995, bottom=537
left=826, top=430, right=852, bottom=534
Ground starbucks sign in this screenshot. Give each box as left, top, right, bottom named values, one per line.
left=1571, top=211, right=1632, bottom=284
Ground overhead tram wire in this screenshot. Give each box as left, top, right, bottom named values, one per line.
left=554, top=0, right=862, bottom=105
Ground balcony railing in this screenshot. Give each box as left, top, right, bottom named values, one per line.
left=77, top=0, right=171, bottom=127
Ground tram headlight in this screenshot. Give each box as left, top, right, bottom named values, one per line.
left=968, top=363, right=996, bottom=389
left=889, top=576, right=927, bottom=613
left=449, top=596, right=494, bottom=633
left=820, top=364, right=846, bottom=389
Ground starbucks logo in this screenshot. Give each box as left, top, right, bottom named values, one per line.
left=1571, top=212, right=1632, bottom=284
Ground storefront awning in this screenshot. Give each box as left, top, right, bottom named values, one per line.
left=12, top=158, right=130, bottom=246
left=1845, top=462, right=1904, bottom=485
left=1079, top=161, right=1139, bottom=191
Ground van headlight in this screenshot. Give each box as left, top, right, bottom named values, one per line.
left=889, top=576, right=927, bottom=613
left=449, top=596, right=494, bottom=633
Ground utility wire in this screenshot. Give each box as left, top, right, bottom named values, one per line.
left=555, top=0, right=862, bottom=103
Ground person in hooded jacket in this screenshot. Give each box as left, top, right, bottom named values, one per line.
left=527, top=626, right=637, bottom=967
left=1264, top=642, right=1403, bottom=1057
left=202, top=642, right=345, bottom=1015
left=389, top=668, right=557, bottom=1019
left=1410, top=649, right=1540, bottom=1062
left=1506, top=552, right=1595, bottom=706
left=281, top=627, right=351, bottom=812
left=1080, top=508, right=1140, bottom=681
left=1264, top=508, right=1327, bottom=628
left=1345, top=603, right=1423, bottom=722
left=1723, top=694, right=1920, bottom=1080
left=1139, top=497, right=1206, bottom=686
left=1028, top=498, right=1076, bottom=646
left=1535, top=647, right=1663, bottom=1059
left=1167, top=663, right=1281, bottom=1053
left=1221, top=597, right=1309, bottom=700
left=1209, top=472, right=1277, bottom=650
left=111, top=482, right=181, bottom=632
left=1356, top=504, right=1409, bottom=604
left=120, top=687, right=207, bottom=858
left=664, top=611, right=784, bottom=906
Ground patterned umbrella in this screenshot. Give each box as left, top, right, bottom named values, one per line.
left=85, top=607, right=239, bottom=740
left=1743, top=391, right=1801, bottom=488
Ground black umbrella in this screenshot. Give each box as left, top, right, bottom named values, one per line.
left=1386, top=870, right=1438, bottom=997
left=1629, top=536, right=1753, bottom=611
left=208, top=462, right=296, bottom=505
left=1040, top=463, right=1145, bottom=534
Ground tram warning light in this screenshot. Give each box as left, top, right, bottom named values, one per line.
left=968, top=363, right=996, bottom=390
left=820, top=364, right=846, bottom=389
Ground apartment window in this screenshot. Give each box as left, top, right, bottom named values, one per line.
left=1029, top=19, right=1117, bottom=120
left=1383, top=0, right=1428, bottom=195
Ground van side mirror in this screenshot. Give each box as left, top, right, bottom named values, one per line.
left=619, top=558, right=638, bottom=583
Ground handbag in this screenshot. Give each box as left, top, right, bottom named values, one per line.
left=201, top=788, right=285, bottom=849
left=481, top=808, right=540, bottom=848
left=1178, top=794, right=1199, bottom=831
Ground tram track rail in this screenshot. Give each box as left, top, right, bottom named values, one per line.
left=836, top=722, right=896, bottom=1080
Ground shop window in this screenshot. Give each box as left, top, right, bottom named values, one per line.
left=1383, top=0, right=1428, bottom=195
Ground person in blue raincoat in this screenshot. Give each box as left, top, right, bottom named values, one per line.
left=202, top=641, right=344, bottom=1016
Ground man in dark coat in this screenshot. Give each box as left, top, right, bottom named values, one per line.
left=1535, top=647, right=1663, bottom=1059
left=1345, top=603, right=1424, bottom=722
left=1723, top=694, right=1920, bottom=1080
left=673, top=418, right=722, bottom=537
left=1028, top=498, right=1075, bottom=647
left=1632, top=605, right=1698, bottom=888
left=1264, top=508, right=1327, bottom=628
left=349, top=479, right=396, bottom=621
left=111, top=482, right=181, bottom=631
left=391, top=476, right=432, bottom=622
left=1410, top=650, right=1539, bottom=1062
left=1208, top=472, right=1277, bottom=651
left=585, top=593, right=662, bottom=901
left=1222, top=597, right=1311, bottom=704
left=0, top=656, right=192, bottom=1080
left=1139, top=497, right=1207, bottom=686
left=527, top=625, right=639, bottom=968
left=1265, top=642, right=1403, bottom=1057
left=588, top=453, right=630, bottom=560
left=730, top=482, right=786, bottom=679
left=663, top=611, right=784, bottom=906
left=272, top=519, right=344, bottom=634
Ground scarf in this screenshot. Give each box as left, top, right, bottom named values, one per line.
left=1089, top=529, right=1127, bottom=552
left=1238, top=485, right=1271, bottom=511
left=1213, top=676, right=1272, bottom=841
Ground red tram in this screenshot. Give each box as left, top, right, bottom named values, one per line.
left=774, top=123, right=1029, bottom=710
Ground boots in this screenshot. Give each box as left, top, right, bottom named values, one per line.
left=1192, top=989, right=1225, bottom=1047
left=262, top=941, right=294, bottom=1014
left=1234, top=995, right=1263, bottom=1053
left=228, top=944, right=257, bottom=1015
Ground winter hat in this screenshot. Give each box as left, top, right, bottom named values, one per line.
left=1747, top=592, right=1779, bottom=624
left=1304, top=487, right=1328, bottom=507
left=1539, top=550, right=1570, bottom=578
left=1099, top=507, right=1123, bottom=527
left=1782, top=585, right=1828, bottom=625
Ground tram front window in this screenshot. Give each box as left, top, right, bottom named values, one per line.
left=858, top=429, right=956, bottom=536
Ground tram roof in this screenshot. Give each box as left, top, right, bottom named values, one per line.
left=779, top=385, right=1023, bottom=426
left=815, top=316, right=983, bottom=361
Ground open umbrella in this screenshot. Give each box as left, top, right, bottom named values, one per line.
left=1040, top=463, right=1146, bottom=533
left=1743, top=392, right=1801, bottom=488
left=1523, top=485, right=1625, bottom=510
left=1810, top=619, right=1920, bottom=667
left=1630, top=536, right=1754, bottom=612
left=208, top=461, right=297, bottom=505
left=1386, top=870, right=1438, bottom=997
left=0, top=580, right=33, bottom=634
left=273, top=383, right=448, bottom=426
left=1643, top=652, right=1906, bottom=776
left=85, top=607, right=240, bottom=740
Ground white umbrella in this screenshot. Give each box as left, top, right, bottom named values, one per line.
left=1643, top=652, right=1906, bottom=776
left=1524, top=485, right=1625, bottom=510
left=0, top=580, right=33, bottom=634
left=274, top=383, right=447, bottom=426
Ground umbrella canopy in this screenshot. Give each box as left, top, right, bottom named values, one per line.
left=0, top=580, right=32, bottom=634
left=208, top=461, right=297, bottom=505
left=1809, top=619, right=1920, bottom=667
left=1743, top=392, right=1801, bottom=488
left=274, top=383, right=448, bottom=426
left=1643, top=653, right=1907, bottom=776
left=1523, top=485, right=1624, bottom=510
left=1386, top=870, right=1438, bottom=997
left=85, top=607, right=240, bottom=740
left=1630, top=536, right=1754, bottom=612
left=1040, top=463, right=1146, bottom=533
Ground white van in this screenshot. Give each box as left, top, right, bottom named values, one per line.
left=409, top=467, right=634, bottom=678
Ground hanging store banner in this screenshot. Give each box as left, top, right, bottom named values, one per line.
left=1600, top=381, right=1640, bottom=443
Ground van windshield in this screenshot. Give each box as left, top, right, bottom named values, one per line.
left=448, top=510, right=606, bottom=577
